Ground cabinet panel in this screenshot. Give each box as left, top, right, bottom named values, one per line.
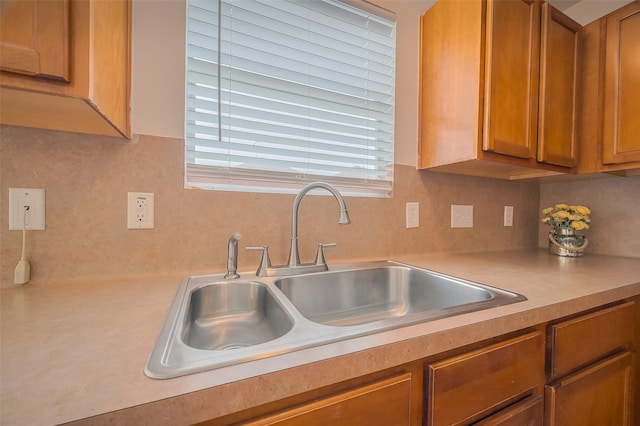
left=418, top=0, right=483, bottom=168
left=483, top=0, right=540, bottom=160
left=537, top=3, right=580, bottom=167
left=241, top=373, right=412, bottom=426
left=474, top=396, right=543, bottom=426
left=0, top=0, right=69, bottom=81
left=0, top=0, right=130, bottom=138
left=426, top=331, right=545, bottom=426
left=603, top=2, right=640, bottom=165
left=545, top=351, right=634, bottom=426
left=547, top=301, right=635, bottom=379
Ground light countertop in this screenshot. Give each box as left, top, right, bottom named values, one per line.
left=1, top=249, right=639, bottom=425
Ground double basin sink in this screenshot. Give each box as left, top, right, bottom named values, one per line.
left=145, top=261, right=526, bottom=379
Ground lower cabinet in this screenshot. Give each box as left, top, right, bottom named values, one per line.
left=197, top=298, right=636, bottom=426
left=239, top=373, right=413, bottom=426
left=475, top=396, right=544, bottom=426
left=545, top=352, right=634, bottom=426
left=425, top=331, right=545, bottom=426
left=544, top=300, right=636, bottom=425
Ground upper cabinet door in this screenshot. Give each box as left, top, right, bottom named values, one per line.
left=0, top=0, right=69, bottom=82
left=537, top=3, right=581, bottom=167
left=602, top=1, right=640, bottom=165
left=483, top=0, right=541, bottom=160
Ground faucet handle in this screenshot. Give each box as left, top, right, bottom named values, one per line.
left=314, top=243, right=336, bottom=266
left=246, top=246, right=272, bottom=276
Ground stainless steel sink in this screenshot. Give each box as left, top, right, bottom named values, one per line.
left=182, top=281, right=293, bottom=350
left=274, top=266, right=495, bottom=327
left=145, top=261, right=526, bottom=379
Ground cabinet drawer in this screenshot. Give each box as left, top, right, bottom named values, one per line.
left=547, top=301, right=635, bottom=379
left=241, top=373, right=412, bottom=426
left=474, top=396, right=543, bottom=426
left=426, top=331, right=545, bottom=426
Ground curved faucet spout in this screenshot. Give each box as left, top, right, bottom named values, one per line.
left=288, top=182, right=351, bottom=267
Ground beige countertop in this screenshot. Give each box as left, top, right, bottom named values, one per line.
left=1, top=249, right=639, bottom=425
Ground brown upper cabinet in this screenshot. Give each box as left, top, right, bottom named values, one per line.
left=578, top=1, right=640, bottom=175
left=0, top=0, right=70, bottom=82
left=603, top=2, right=640, bottom=165
left=0, top=0, right=131, bottom=138
left=538, top=4, right=581, bottom=168
left=419, top=0, right=581, bottom=180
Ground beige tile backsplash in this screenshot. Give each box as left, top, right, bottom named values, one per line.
left=1, top=126, right=544, bottom=286
left=3, top=125, right=638, bottom=287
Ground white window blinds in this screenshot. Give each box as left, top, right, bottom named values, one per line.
left=185, top=0, right=396, bottom=197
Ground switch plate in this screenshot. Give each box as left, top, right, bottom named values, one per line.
left=406, top=202, right=419, bottom=228
left=9, top=188, right=45, bottom=230
left=127, top=192, right=154, bottom=229
left=451, top=205, right=473, bottom=228
left=504, top=205, right=514, bottom=227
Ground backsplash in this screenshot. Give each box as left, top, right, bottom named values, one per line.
left=1, top=125, right=540, bottom=286
left=538, top=176, right=640, bottom=258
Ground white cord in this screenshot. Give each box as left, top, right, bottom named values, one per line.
left=14, top=206, right=31, bottom=284
left=21, top=206, right=29, bottom=261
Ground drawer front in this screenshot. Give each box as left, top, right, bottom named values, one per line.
left=474, top=396, right=543, bottom=426
left=426, top=331, right=545, bottom=426
left=241, top=373, right=412, bottom=426
left=545, top=351, right=634, bottom=426
left=548, top=301, right=635, bottom=379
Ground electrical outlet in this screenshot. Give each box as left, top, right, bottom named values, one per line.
left=504, top=205, right=514, bottom=227
left=127, top=192, right=154, bottom=229
left=406, top=202, right=419, bottom=228
left=9, top=188, right=45, bottom=230
left=451, top=205, right=473, bottom=228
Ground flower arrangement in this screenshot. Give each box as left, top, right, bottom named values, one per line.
left=541, top=204, right=591, bottom=231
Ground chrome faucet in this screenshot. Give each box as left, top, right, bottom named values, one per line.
left=224, top=232, right=242, bottom=279
left=247, top=182, right=351, bottom=277
left=288, top=182, right=351, bottom=267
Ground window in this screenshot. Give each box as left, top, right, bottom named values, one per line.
left=185, top=0, right=396, bottom=197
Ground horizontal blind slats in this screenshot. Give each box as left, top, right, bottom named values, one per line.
left=186, top=138, right=393, bottom=166
left=186, top=0, right=396, bottom=197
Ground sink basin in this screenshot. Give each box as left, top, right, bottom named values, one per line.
left=145, top=261, right=526, bottom=379
left=275, top=266, right=495, bottom=327
left=182, top=281, right=293, bottom=350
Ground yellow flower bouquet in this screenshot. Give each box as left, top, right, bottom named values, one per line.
left=541, top=204, right=591, bottom=257
left=541, top=204, right=591, bottom=230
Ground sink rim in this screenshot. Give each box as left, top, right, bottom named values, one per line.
left=145, top=260, right=527, bottom=379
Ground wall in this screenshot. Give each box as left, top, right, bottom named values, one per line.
left=538, top=176, right=640, bottom=258
left=0, top=126, right=540, bottom=286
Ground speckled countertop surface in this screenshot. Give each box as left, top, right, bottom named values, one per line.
left=1, top=249, right=639, bottom=426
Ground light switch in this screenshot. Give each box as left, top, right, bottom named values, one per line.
left=504, top=206, right=514, bottom=227
left=406, top=202, right=419, bottom=228
left=451, top=205, right=473, bottom=228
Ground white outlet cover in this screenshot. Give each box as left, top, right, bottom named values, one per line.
left=9, top=188, right=45, bottom=230
left=127, top=192, right=154, bottom=229
left=451, top=205, right=473, bottom=228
